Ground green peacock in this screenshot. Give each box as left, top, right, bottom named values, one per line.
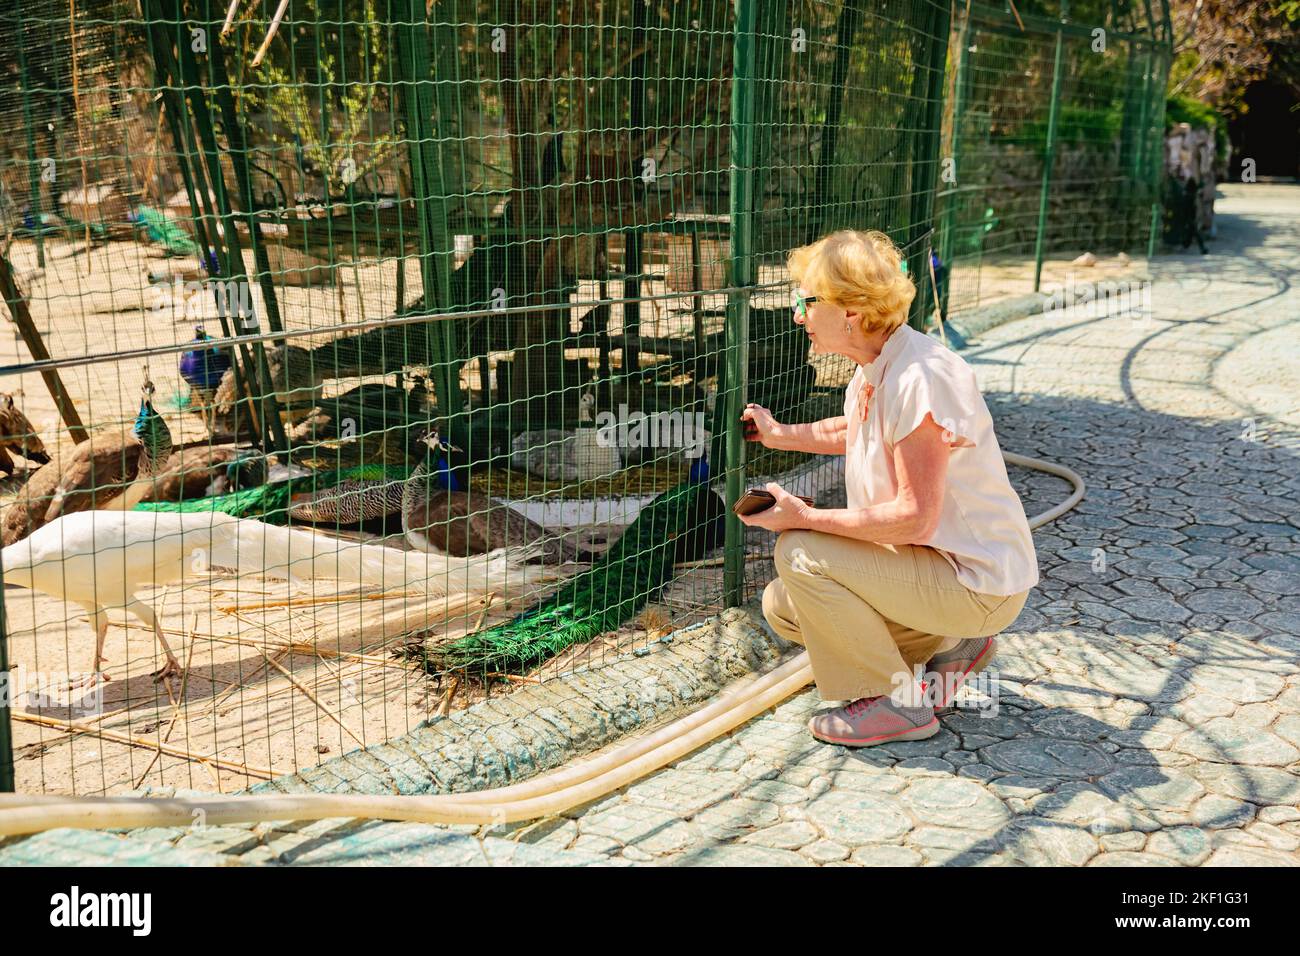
left=404, top=452, right=726, bottom=676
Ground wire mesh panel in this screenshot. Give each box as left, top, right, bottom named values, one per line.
left=0, top=0, right=1163, bottom=798
left=937, top=0, right=1171, bottom=319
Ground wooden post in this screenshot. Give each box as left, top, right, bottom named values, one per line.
left=0, top=253, right=89, bottom=443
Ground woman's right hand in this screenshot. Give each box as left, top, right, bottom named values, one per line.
left=741, top=403, right=780, bottom=445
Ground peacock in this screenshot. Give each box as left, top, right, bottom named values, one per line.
left=2, top=510, right=539, bottom=687
left=130, top=205, right=200, bottom=257
left=1, top=382, right=173, bottom=546
left=135, top=462, right=412, bottom=526
left=0, top=393, right=50, bottom=476
left=405, top=449, right=726, bottom=675
left=401, top=428, right=599, bottom=565
left=138, top=444, right=266, bottom=504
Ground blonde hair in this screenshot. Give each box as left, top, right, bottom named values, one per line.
left=786, top=230, right=916, bottom=334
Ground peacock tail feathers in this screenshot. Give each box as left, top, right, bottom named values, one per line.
left=135, top=464, right=411, bottom=522
left=408, top=480, right=724, bottom=675
left=132, top=205, right=200, bottom=257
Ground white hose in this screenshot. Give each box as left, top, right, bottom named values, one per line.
left=0, top=451, right=1084, bottom=838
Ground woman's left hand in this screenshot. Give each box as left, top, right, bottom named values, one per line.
left=737, top=482, right=812, bottom=532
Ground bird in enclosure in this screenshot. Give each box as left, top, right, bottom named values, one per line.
left=287, top=470, right=408, bottom=534
left=202, top=345, right=326, bottom=439
left=405, top=444, right=727, bottom=676
left=1, top=509, right=539, bottom=688
left=138, top=444, right=267, bottom=504
left=402, top=427, right=599, bottom=565
left=178, top=326, right=232, bottom=430
left=0, top=393, right=51, bottom=476
left=0, top=382, right=174, bottom=546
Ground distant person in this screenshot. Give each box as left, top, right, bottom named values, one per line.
left=739, top=230, right=1038, bottom=747
left=1180, top=174, right=1209, bottom=254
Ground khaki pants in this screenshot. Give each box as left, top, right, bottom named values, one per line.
left=761, top=529, right=1029, bottom=701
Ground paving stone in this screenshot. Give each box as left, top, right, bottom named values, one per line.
left=1099, top=832, right=1147, bottom=852
left=1098, top=766, right=1206, bottom=812
left=1191, top=794, right=1256, bottom=829
left=691, top=797, right=781, bottom=833
left=804, top=791, right=913, bottom=845
left=739, top=821, right=819, bottom=851
left=1145, top=827, right=1213, bottom=865
left=903, top=778, right=1011, bottom=830
left=1006, top=819, right=1100, bottom=866
left=1087, top=851, right=1183, bottom=867
left=680, top=844, right=814, bottom=866
left=981, top=738, right=1116, bottom=779
left=850, top=845, right=924, bottom=866
left=1173, top=719, right=1300, bottom=766
left=1203, top=846, right=1300, bottom=866
left=802, top=840, right=851, bottom=863
left=1258, top=806, right=1300, bottom=825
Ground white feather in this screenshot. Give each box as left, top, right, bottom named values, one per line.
left=1, top=510, right=538, bottom=612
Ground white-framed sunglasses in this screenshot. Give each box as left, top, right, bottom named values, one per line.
left=790, top=288, right=819, bottom=319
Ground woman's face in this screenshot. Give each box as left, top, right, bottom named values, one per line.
left=792, top=287, right=856, bottom=355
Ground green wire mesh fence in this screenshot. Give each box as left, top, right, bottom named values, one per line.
left=0, top=0, right=1166, bottom=797
left=938, top=0, right=1172, bottom=320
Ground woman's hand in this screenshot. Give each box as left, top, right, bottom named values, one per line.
left=740, top=403, right=780, bottom=445
left=736, top=482, right=812, bottom=533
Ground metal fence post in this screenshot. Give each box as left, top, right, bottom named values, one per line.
left=907, top=0, right=954, bottom=329
left=0, top=559, right=12, bottom=792
left=723, top=0, right=757, bottom=607
left=1032, top=27, right=1065, bottom=293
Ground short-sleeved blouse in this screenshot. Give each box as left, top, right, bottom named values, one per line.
left=843, top=324, right=1039, bottom=596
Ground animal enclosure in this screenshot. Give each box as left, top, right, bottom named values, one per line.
left=0, top=0, right=1167, bottom=797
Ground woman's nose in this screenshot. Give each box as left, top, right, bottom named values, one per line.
left=791, top=308, right=805, bottom=325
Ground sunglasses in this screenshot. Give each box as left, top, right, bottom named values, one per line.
left=790, top=288, right=819, bottom=319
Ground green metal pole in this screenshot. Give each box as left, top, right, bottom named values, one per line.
left=722, top=0, right=757, bottom=607
left=1033, top=28, right=1065, bottom=294
left=938, top=20, right=971, bottom=319
left=907, top=0, right=953, bottom=330
left=0, top=567, right=12, bottom=792
left=396, top=0, right=463, bottom=441
left=1147, top=47, right=1171, bottom=260
left=15, top=23, right=44, bottom=268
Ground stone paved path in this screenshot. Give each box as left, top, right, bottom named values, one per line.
left=3, top=184, right=1296, bottom=867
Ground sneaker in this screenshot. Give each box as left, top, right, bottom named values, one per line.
left=807, top=695, right=938, bottom=748
left=926, top=636, right=996, bottom=713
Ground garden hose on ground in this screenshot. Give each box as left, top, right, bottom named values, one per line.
left=0, top=451, right=1084, bottom=838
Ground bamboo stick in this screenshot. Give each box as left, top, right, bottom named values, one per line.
left=11, top=711, right=273, bottom=779
left=257, top=650, right=365, bottom=748
left=250, top=0, right=290, bottom=68
left=132, top=613, right=199, bottom=789
left=221, top=0, right=242, bottom=35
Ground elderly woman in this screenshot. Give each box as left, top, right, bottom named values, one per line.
left=739, top=230, right=1038, bottom=748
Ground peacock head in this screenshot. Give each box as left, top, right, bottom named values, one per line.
left=133, top=382, right=174, bottom=474
left=687, top=448, right=711, bottom=485
left=415, top=426, right=463, bottom=492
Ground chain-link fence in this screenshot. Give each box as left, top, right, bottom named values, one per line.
left=0, top=0, right=1164, bottom=797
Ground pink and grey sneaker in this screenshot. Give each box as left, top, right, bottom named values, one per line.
left=925, top=636, right=997, bottom=714
left=807, top=695, right=939, bottom=748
